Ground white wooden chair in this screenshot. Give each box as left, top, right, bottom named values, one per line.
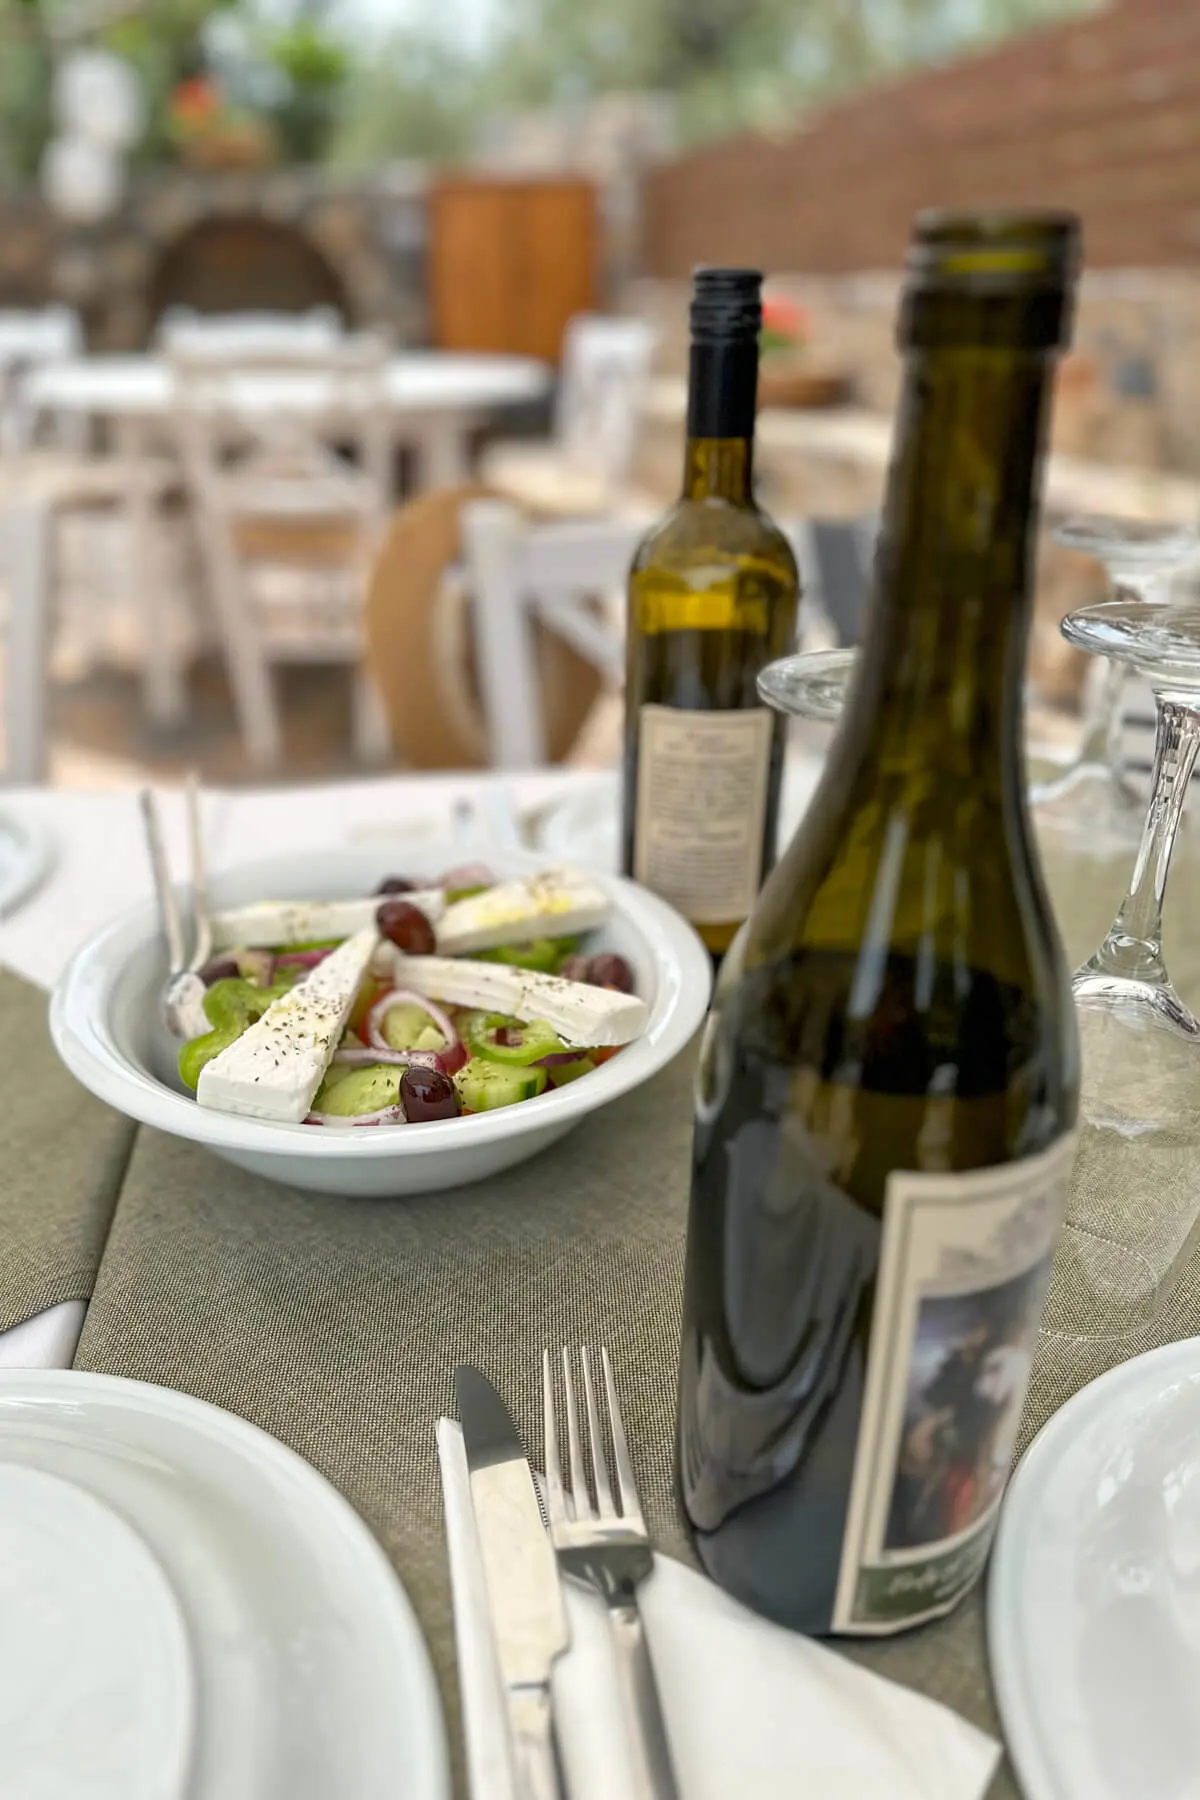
left=478, top=315, right=656, bottom=516
left=169, top=334, right=393, bottom=769
left=787, top=516, right=878, bottom=649
left=461, top=502, right=883, bottom=769
left=156, top=306, right=344, bottom=356
left=0, top=499, right=53, bottom=783
left=0, top=307, right=83, bottom=456
left=460, top=498, right=645, bottom=767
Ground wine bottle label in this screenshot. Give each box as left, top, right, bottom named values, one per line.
left=633, top=704, right=772, bottom=924
left=831, top=1133, right=1077, bottom=1635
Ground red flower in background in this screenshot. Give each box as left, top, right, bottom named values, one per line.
left=761, top=295, right=810, bottom=352
left=169, top=77, right=220, bottom=125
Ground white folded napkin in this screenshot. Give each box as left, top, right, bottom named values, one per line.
left=436, top=1418, right=1000, bottom=1800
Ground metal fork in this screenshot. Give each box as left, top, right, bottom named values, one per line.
left=542, top=1346, right=680, bottom=1800
left=140, top=773, right=212, bottom=1039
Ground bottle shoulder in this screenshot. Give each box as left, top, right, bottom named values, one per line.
left=746, top=761, right=1075, bottom=1022
left=632, top=497, right=798, bottom=583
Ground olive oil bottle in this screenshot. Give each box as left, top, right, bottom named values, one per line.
left=677, top=212, right=1082, bottom=1636
left=622, top=268, right=800, bottom=957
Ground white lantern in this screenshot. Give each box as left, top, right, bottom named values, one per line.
left=41, top=135, right=124, bottom=224
left=53, top=50, right=144, bottom=150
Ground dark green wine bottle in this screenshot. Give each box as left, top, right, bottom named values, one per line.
left=677, top=212, right=1082, bottom=1637
left=622, top=268, right=800, bottom=959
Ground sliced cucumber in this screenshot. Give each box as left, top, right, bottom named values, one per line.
left=545, top=1055, right=595, bottom=1088
left=312, top=1064, right=402, bottom=1117
left=453, top=1056, right=548, bottom=1112
left=381, top=1001, right=447, bottom=1052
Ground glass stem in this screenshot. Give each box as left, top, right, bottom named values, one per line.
left=1095, top=661, right=1126, bottom=770
left=1083, top=693, right=1200, bottom=987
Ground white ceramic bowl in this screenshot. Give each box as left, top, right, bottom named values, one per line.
left=51, top=845, right=711, bottom=1198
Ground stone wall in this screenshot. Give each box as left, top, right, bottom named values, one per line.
left=625, top=267, right=1200, bottom=475
left=0, top=165, right=427, bottom=349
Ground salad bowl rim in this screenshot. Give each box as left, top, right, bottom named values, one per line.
left=50, top=853, right=713, bottom=1161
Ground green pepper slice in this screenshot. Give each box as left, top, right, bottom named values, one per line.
left=463, top=1011, right=568, bottom=1066
left=475, top=938, right=561, bottom=973
left=178, top=975, right=294, bottom=1089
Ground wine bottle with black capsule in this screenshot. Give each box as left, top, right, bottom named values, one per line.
left=622, top=267, right=800, bottom=959
left=677, top=211, right=1082, bottom=1637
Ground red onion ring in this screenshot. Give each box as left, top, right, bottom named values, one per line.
left=437, top=1040, right=469, bottom=1077
left=276, top=949, right=331, bottom=970
left=332, top=1046, right=441, bottom=1068
left=439, top=863, right=494, bottom=890
left=367, top=987, right=459, bottom=1056
left=535, top=1050, right=589, bottom=1067
left=198, top=955, right=242, bottom=986
left=305, top=1103, right=407, bottom=1127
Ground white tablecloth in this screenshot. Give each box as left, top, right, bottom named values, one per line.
left=0, top=768, right=591, bottom=1371
left=25, top=352, right=550, bottom=423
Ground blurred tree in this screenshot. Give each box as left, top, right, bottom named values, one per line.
left=475, top=0, right=1101, bottom=143
left=260, top=16, right=348, bottom=162
left=329, top=29, right=480, bottom=168
left=0, top=0, right=1104, bottom=183
left=0, top=0, right=240, bottom=179
left=0, top=0, right=55, bottom=181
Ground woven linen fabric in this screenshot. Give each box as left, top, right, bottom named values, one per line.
left=73, top=1042, right=1029, bottom=1800
left=0, top=969, right=135, bottom=1331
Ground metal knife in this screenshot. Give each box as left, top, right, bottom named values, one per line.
left=455, top=1365, right=570, bottom=1800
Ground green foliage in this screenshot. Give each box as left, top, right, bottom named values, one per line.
left=472, top=0, right=1101, bottom=145
left=0, top=0, right=1103, bottom=183
left=329, top=29, right=478, bottom=169
left=262, top=19, right=348, bottom=163
left=0, top=29, right=54, bottom=181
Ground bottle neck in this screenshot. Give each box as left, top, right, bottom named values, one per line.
left=850, top=345, right=1053, bottom=779
left=683, top=338, right=757, bottom=503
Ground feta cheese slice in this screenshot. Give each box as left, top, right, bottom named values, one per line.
left=197, top=928, right=378, bottom=1123
left=436, top=868, right=609, bottom=956
left=381, top=952, right=648, bottom=1049
left=211, top=891, right=444, bottom=951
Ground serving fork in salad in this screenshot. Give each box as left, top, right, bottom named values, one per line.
left=140, top=776, right=213, bottom=1041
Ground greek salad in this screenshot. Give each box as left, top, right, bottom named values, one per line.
left=171, top=864, right=648, bottom=1128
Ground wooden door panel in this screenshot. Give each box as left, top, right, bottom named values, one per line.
left=429, top=179, right=598, bottom=363
left=517, top=184, right=598, bottom=362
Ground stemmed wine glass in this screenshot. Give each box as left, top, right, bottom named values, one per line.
left=1041, top=593, right=1200, bottom=1342
left=1030, top=517, right=1196, bottom=842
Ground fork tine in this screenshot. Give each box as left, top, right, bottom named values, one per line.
left=581, top=1345, right=616, bottom=1517
left=600, top=1346, right=642, bottom=1525
left=139, top=788, right=186, bottom=975
left=541, top=1348, right=567, bottom=1524
left=185, top=771, right=211, bottom=970
left=561, top=1346, right=594, bottom=1521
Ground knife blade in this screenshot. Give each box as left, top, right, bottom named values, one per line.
left=455, top=1366, right=569, bottom=1800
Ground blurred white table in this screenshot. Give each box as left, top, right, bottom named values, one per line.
left=24, top=352, right=553, bottom=725
left=26, top=351, right=550, bottom=489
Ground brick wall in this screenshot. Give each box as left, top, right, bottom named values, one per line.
left=643, top=0, right=1200, bottom=275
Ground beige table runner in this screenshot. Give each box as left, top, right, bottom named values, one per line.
left=74, top=1044, right=1038, bottom=1800
left=0, top=969, right=135, bottom=1332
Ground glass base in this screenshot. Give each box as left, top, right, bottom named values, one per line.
left=1071, top=966, right=1200, bottom=1040
left=1040, top=993, right=1200, bottom=1343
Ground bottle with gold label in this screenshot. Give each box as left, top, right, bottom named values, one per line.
left=677, top=211, right=1082, bottom=1637
left=622, top=268, right=800, bottom=958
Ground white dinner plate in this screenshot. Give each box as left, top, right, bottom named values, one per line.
left=0, top=1370, right=449, bottom=1800
left=530, top=755, right=826, bottom=872
left=0, top=1463, right=193, bottom=1799
left=0, top=807, right=53, bottom=917
left=989, top=1337, right=1200, bottom=1800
